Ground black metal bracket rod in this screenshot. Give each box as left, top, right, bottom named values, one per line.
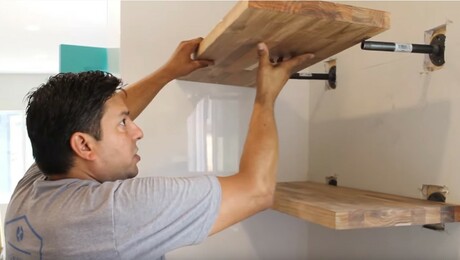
left=361, top=34, right=446, bottom=66
left=361, top=41, right=439, bottom=54
left=290, top=65, right=336, bottom=89
left=290, top=72, right=329, bottom=80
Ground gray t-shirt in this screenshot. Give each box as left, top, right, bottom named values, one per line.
left=5, top=164, right=221, bottom=259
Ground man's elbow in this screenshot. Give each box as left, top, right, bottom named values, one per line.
left=263, top=192, right=275, bottom=210
left=256, top=185, right=276, bottom=210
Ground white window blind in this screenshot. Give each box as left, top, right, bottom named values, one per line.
left=0, top=111, right=33, bottom=204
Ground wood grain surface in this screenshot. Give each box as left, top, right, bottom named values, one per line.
left=179, top=1, right=390, bottom=87
left=273, top=181, right=460, bottom=230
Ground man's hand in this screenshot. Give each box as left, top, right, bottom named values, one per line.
left=255, top=43, right=315, bottom=104
left=161, top=37, right=214, bottom=80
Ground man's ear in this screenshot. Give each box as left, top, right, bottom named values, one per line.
left=70, top=132, right=97, bottom=160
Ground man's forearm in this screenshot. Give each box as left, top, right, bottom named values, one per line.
left=239, top=101, right=278, bottom=200
left=123, top=67, right=174, bottom=120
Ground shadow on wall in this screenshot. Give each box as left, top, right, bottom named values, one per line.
left=238, top=207, right=460, bottom=260
left=305, top=100, right=460, bottom=259
left=305, top=220, right=460, bottom=260
left=239, top=210, right=311, bottom=260
left=309, top=101, right=451, bottom=198
left=243, top=210, right=460, bottom=260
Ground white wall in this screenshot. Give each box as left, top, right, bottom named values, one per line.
left=0, top=74, right=50, bottom=110
left=121, top=1, right=310, bottom=259
left=122, top=1, right=460, bottom=259
left=308, top=1, right=460, bottom=259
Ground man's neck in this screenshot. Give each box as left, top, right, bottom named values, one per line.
left=46, top=167, right=99, bottom=182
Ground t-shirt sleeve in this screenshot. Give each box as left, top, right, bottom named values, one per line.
left=112, top=175, right=221, bottom=259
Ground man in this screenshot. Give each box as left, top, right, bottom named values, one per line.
left=5, top=38, right=314, bottom=259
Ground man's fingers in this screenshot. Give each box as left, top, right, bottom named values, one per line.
left=282, top=52, right=315, bottom=72
left=181, top=37, right=204, bottom=54
left=194, top=60, right=214, bottom=68
left=183, top=37, right=204, bottom=46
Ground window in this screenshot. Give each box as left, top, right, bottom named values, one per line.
left=0, top=111, right=33, bottom=204
left=187, top=95, right=239, bottom=173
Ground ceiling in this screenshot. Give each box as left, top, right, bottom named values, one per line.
left=0, top=0, right=119, bottom=74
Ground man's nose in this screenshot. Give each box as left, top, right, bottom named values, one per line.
left=131, top=122, right=144, bottom=140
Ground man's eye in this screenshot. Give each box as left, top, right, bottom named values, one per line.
left=120, top=119, right=127, bottom=126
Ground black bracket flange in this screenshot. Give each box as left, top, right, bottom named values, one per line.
left=429, top=34, right=446, bottom=66
left=290, top=65, right=337, bottom=89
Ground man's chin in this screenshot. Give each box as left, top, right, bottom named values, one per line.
left=126, top=168, right=139, bottom=179
left=126, top=173, right=138, bottom=179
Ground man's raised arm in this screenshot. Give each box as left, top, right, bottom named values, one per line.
left=210, top=43, right=315, bottom=235
left=121, top=38, right=213, bottom=120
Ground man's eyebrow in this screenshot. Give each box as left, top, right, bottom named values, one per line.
left=120, top=110, right=130, bottom=116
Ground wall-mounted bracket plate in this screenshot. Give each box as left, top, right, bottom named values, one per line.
left=429, top=34, right=446, bottom=66
left=325, top=175, right=338, bottom=186
left=328, top=66, right=337, bottom=89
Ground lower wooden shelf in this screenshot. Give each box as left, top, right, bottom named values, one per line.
left=273, top=181, right=460, bottom=230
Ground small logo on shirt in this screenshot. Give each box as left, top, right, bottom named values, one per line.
left=16, top=226, right=24, bottom=241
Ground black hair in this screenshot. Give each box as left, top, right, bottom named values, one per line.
left=25, top=71, right=122, bottom=175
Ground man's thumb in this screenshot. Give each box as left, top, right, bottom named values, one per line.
left=257, top=43, right=270, bottom=66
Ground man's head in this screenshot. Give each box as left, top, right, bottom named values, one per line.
left=26, top=71, right=143, bottom=181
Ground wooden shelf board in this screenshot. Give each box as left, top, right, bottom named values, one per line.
left=273, top=181, right=460, bottom=230
left=179, top=1, right=390, bottom=87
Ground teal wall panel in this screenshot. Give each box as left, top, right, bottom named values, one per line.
left=59, top=45, right=119, bottom=73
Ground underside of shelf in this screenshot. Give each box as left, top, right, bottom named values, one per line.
left=273, top=181, right=460, bottom=230
left=179, top=0, right=390, bottom=87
